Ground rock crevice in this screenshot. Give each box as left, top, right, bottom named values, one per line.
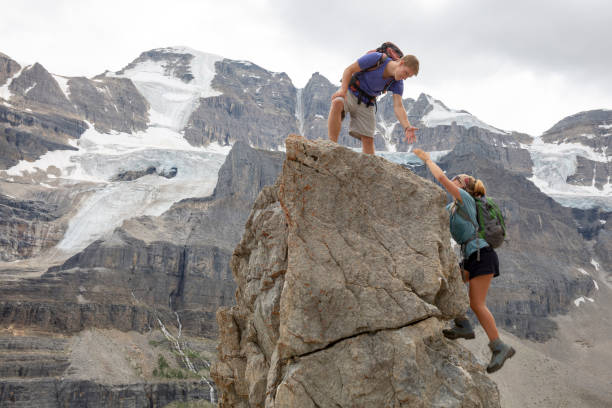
left=212, top=135, right=500, bottom=407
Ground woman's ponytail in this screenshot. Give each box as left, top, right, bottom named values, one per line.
left=473, top=179, right=486, bottom=198
left=454, top=174, right=486, bottom=197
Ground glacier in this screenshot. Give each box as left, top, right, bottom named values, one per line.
left=527, top=137, right=611, bottom=211
left=7, top=123, right=229, bottom=255
left=110, top=46, right=223, bottom=132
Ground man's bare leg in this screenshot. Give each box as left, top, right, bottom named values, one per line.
left=328, top=97, right=344, bottom=143
left=361, top=135, right=375, bottom=155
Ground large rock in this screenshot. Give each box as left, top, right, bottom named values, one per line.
left=212, top=135, right=499, bottom=407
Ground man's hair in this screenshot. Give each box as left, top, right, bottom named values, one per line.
left=401, top=55, right=419, bottom=76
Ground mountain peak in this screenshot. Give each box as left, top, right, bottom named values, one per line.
left=412, top=92, right=506, bottom=134
left=544, top=109, right=612, bottom=136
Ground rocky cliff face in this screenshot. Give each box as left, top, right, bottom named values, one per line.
left=212, top=135, right=500, bottom=407
left=0, top=194, right=64, bottom=261
left=0, top=53, right=21, bottom=86
left=68, top=75, right=150, bottom=134
left=0, top=142, right=283, bottom=337
left=0, top=55, right=86, bottom=170
left=541, top=109, right=611, bottom=191
left=1, top=45, right=610, bottom=406
left=542, top=109, right=612, bottom=150
left=184, top=59, right=298, bottom=149
left=0, top=142, right=284, bottom=406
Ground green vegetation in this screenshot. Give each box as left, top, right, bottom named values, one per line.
left=153, top=355, right=198, bottom=379
left=149, top=336, right=214, bottom=381
left=149, top=339, right=164, bottom=347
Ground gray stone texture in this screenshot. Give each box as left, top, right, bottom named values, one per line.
left=8, top=63, right=75, bottom=114
left=212, top=135, right=499, bottom=407
left=68, top=76, right=150, bottom=133
left=0, top=52, right=21, bottom=87
left=0, top=378, right=211, bottom=407
left=566, top=155, right=610, bottom=190
left=117, top=48, right=197, bottom=83
left=0, top=104, right=83, bottom=170
left=0, top=194, right=64, bottom=261
left=183, top=59, right=298, bottom=149
left=542, top=110, right=612, bottom=190
left=543, top=109, right=612, bottom=152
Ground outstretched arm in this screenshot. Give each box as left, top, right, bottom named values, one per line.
left=393, top=94, right=418, bottom=144
left=331, top=62, right=362, bottom=100
left=413, top=148, right=462, bottom=202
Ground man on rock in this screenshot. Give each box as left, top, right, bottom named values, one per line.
left=327, top=48, right=420, bottom=154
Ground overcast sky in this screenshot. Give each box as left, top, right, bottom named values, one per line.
left=2, top=0, right=611, bottom=135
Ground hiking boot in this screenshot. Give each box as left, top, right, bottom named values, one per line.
left=443, top=317, right=475, bottom=340
left=486, top=338, right=516, bottom=373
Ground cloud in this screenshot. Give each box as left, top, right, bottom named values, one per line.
left=1, top=0, right=611, bottom=135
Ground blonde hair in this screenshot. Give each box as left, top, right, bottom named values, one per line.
left=454, top=174, right=486, bottom=197
left=400, top=55, right=419, bottom=76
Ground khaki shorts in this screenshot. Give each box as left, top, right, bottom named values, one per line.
left=337, top=90, right=376, bottom=139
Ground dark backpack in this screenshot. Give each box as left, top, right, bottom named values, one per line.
left=454, top=196, right=507, bottom=260
left=360, top=42, right=404, bottom=73
left=369, top=42, right=404, bottom=61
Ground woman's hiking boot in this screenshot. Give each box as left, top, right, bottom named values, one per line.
left=442, top=317, right=475, bottom=340
left=486, top=338, right=516, bottom=373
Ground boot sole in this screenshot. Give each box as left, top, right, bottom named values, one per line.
left=443, top=331, right=476, bottom=340
left=486, top=347, right=516, bottom=374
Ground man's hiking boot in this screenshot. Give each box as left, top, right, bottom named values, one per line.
left=486, top=338, right=516, bottom=373
left=442, top=317, right=475, bottom=340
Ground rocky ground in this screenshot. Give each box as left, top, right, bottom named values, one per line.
left=212, top=136, right=500, bottom=407
left=0, top=326, right=217, bottom=407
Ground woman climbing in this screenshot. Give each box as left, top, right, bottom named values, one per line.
left=413, top=148, right=515, bottom=374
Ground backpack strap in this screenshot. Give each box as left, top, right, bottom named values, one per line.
left=452, top=202, right=481, bottom=262
left=349, top=54, right=393, bottom=109
left=363, top=54, right=388, bottom=72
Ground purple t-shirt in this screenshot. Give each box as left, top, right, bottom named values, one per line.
left=351, top=52, right=404, bottom=101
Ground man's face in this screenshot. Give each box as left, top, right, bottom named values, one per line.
left=395, top=64, right=416, bottom=80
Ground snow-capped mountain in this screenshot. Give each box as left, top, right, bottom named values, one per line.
left=1, top=46, right=611, bottom=407
left=1, top=45, right=610, bottom=263
left=527, top=109, right=611, bottom=209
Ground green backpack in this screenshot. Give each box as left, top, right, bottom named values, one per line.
left=475, top=197, right=507, bottom=248
left=455, top=196, right=507, bottom=259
